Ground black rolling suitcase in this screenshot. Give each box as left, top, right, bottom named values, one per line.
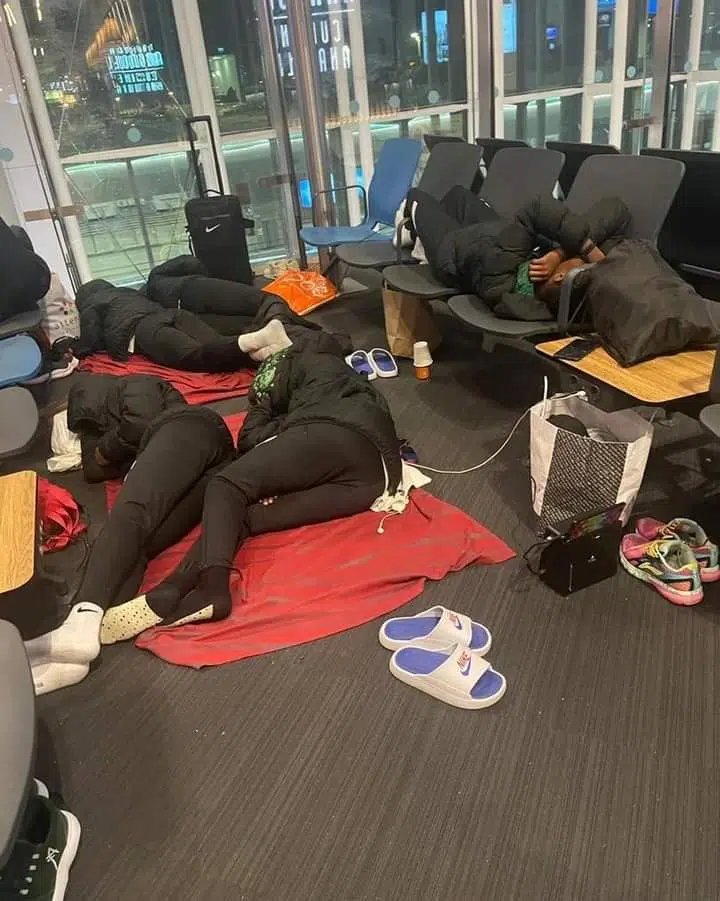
left=185, top=115, right=255, bottom=285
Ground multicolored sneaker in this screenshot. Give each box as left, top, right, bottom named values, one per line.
left=0, top=794, right=81, bottom=900
left=635, top=517, right=720, bottom=583
left=620, top=536, right=704, bottom=606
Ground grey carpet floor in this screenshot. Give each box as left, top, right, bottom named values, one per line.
left=7, top=284, right=720, bottom=901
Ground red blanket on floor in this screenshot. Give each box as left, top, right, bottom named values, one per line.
left=105, top=412, right=514, bottom=668
left=79, top=353, right=253, bottom=404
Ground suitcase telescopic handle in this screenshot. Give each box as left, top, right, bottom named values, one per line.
left=185, top=115, right=224, bottom=196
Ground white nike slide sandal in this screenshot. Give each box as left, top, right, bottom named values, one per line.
left=379, top=605, right=491, bottom=653
left=389, top=643, right=506, bottom=709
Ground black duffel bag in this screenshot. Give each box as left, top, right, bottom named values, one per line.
left=587, top=239, right=720, bottom=366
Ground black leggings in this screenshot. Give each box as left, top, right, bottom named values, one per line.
left=74, top=411, right=235, bottom=610
left=150, top=422, right=386, bottom=597
left=134, top=309, right=252, bottom=372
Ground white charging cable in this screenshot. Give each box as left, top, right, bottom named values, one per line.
left=414, top=389, right=587, bottom=476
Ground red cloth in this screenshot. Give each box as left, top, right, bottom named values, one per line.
left=104, top=410, right=514, bottom=668
left=79, top=352, right=253, bottom=404
left=37, top=476, right=86, bottom=553
left=134, top=492, right=514, bottom=668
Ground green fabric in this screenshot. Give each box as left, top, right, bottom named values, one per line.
left=514, top=261, right=535, bottom=296
left=252, top=347, right=291, bottom=401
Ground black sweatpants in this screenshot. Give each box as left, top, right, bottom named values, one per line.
left=74, top=411, right=235, bottom=610
left=134, top=309, right=252, bottom=372
left=153, top=422, right=386, bottom=596
left=171, top=277, right=265, bottom=318
left=411, top=186, right=505, bottom=271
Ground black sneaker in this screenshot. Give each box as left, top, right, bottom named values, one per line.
left=0, top=795, right=80, bottom=900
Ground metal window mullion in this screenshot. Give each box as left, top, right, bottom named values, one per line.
left=491, top=0, right=505, bottom=136
left=608, top=0, right=630, bottom=147
left=679, top=0, right=705, bottom=148
left=6, top=0, right=91, bottom=281
left=647, top=0, right=675, bottom=147
left=581, top=0, right=599, bottom=141
left=170, top=0, right=230, bottom=194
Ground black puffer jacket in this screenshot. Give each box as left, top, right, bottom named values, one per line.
left=74, top=280, right=172, bottom=361
left=146, top=255, right=352, bottom=357
left=67, top=372, right=186, bottom=481
left=238, top=348, right=402, bottom=492
left=0, top=217, right=51, bottom=322
left=432, top=195, right=630, bottom=314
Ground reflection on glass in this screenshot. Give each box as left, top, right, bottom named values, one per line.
left=671, top=0, right=691, bottom=74
left=65, top=152, right=194, bottom=285
left=222, top=138, right=294, bottom=257
left=626, top=0, right=656, bottom=78
left=359, top=0, right=467, bottom=116
left=592, top=94, right=611, bottom=144
left=198, top=0, right=270, bottom=134
left=621, top=82, right=652, bottom=151
left=595, top=0, right=614, bottom=83
left=21, top=0, right=190, bottom=157
left=503, top=0, right=586, bottom=94
left=691, top=82, right=718, bottom=149
left=505, top=94, right=582, bottom=145
left=700, top=0, right=720, bottom=70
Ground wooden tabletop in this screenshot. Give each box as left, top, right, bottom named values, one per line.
left=536, top=338, right=715, bottom=404
left=0, top=471, right=37, bottom=594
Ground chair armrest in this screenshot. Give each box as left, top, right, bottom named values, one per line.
left=679, top=263, right=720, bottom=281
left=311, top=184, right=368, bottom=226
left=0, top=620, right=36, bottom=870
left=557, top=262, right=596, bottom=331
left=394, top=215, right=412, bottom=261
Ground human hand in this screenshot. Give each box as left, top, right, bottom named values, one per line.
left=95, top=446, right=109, bottom=467
left=529, top=250, right=562, bottom=283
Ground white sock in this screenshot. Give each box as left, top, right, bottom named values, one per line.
left=32, top=661, right=89, bottom=696
left=238, top=319, right=292, bottom=359
left=24, top=602, right=103, bottom=666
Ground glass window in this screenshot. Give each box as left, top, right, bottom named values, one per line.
left=198, top=0, right=270, bottom=134
left=21, top=0, right=190, bottom=157
left=671, top=0, right=692, bottom=74
left=592, top=94, right=611, bottom=144
left=625, top=0, right=654, bottom=79
left=507, top=93, right=582, bottom=145
left=65, top=151, right=193, bottom=286
left=222, top=138, right=295, bottom=261
left=621, top=83, right=652, bottom=151
left=700, top=0, right=720, bottom=70
left=361, top=0, right=467, bottom=115
left=503, top=0, right=586, bottom=94
left=691, top=82, right=718, bottom=149
left=595, top=1, right=614, bottom=84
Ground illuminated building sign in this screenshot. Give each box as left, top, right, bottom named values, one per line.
left=272, top=0, right=353, bottom=76
left=107, top=44, right=166, bottom=95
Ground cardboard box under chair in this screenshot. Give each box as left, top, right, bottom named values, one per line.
left=381, top=286, right=442, bottom=359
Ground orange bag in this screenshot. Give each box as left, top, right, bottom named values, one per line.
left=264, top=270, right=337, bottom=316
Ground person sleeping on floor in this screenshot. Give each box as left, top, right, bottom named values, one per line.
left=73, top=279, right=292, bottom=373
left=25, top=348, right=421, bottom=694
left=407, top=186, right=631, bottom=321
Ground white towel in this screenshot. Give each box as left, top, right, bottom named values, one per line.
left=46, top=410, right=82, bottom=472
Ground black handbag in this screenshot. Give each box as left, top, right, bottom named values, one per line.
left=184, top=116, right=255, bottom=285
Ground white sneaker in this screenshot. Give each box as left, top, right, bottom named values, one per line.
left=24, top=603, right=103, bottom=666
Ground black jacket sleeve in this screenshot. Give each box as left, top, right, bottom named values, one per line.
left=580, top=197, right=631, bottom=249
left=74, top=304, right=103, bottom=358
